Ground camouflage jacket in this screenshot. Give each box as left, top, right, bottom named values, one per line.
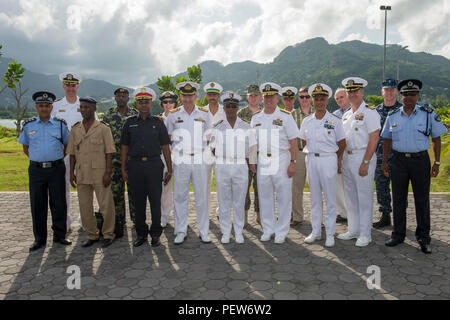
left=237, top=105, right=261, bottom=123
left=102, top=106, right=138, bottom=157
left=376, top=100, right=402, bottom=154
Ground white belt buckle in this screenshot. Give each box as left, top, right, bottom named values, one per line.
left=42, top=162, right=52, bottom=168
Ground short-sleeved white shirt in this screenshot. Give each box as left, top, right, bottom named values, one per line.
left=206, top=104, right=226, bottom=126
left=299, top=111, right=346, bottom=153
left=342, top=101, right=381, bottom=150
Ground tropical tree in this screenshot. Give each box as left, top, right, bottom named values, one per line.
left=3, top=60, right=27, bottom=135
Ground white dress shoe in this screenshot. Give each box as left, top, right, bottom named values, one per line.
left=161, top=222, right=167, bottom=228
left=355, top=236, right=371, bottom=247
left=260, top=233, right=274, bottom=242
left=235, top=234, right=244, bottom=244
left=200, top=234, right=211, bottom=243
left=337, top=232, right=359, bottom=240
left=325, top=236, right=335, bottom=247
left=174, top=232, right=186, bottom=245
left=221, top=234, right=230, bottom=244
left=304, top=233, right=321, bottom=244
left=274, top=236, right=285, bottom=244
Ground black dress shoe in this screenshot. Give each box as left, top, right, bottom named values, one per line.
left=81, top=239, right=99, bottom=247
left=29, top=241, right=46, bottom=252
left=336, top=215, right=347, bottom=223
left=419, top=242, right=432, bottom=254
left=151, top=237, right=161, bottom=247
left=133, top=237, right=147, bottom=247
left=373, top=213, right=391, bottom=229
left=102, top=239, right=114, bottom=248
left=385, top=238, right=403, bottom=247
left=53, top=238, right=72, bottom=245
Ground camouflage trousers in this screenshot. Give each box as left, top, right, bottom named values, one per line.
left=111, top=161, right=136, bottom=230
left=375, top=153, right=393, bottom=214
left=244, top=159, right=259, bottom=213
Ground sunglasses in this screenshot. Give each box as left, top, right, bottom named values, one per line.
left=162, top=100, right=176, bottom=104
left=299, top=95, right=311, bottom=99
left=401, top=92, right=418, bottom=97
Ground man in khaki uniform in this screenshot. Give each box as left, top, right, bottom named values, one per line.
left=68, top=97, right=116, bottom=248
left=291, top=86, right=313, bottom=226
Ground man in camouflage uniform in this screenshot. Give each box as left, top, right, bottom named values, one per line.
left=237, top=84, right=262, bottom=226
left=373, top=79, right=403, bottom=229
left=102, top=88, right=138, bottom=237
left=290, top=86, right=313, bottom=226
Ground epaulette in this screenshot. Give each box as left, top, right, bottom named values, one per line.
left=170, top=107, right=181, bottom=113
left=53, top=117, right=67, bottom=126
left=366, top=105, right=376, bottom=110
left=240, top=118, right=250, bottom=124
left=253, top=110, right=262, bottom=115
left=72, top=121, right=81, bottom=127
left=388, top=108, right=400, bottom=116
left=331, top=113, right=341, bottom=119
left=101, top=120, right=110, bottom=127
left=22, top=117, right=37, bottom=128
left=126, top=114, right=138, bottom=120
left=54, top=98, right=62, bottom=102
left=280, top=109, right=291, bottom=115
left=154, top=115, right=164, bottom=121
left=198, top=106, right=209, bottom=113
left=419, top=104, right=434, bottom=113
left=213, top=120, right=224, bottom=127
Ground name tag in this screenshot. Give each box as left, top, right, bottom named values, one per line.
left=29, top=131, right=36, bottom=135
left=194, top=118, right=206, bottom=123
left=59, top=109, right=66, bottom=113
left=176, top=120, right=184, bottom=123
left=129, top=124, right=138, bottom=128
left=392, top=124, right=398, bottom=128
left=255, top=123, right=262, bottom=127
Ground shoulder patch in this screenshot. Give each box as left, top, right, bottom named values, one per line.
left=388, top=108, right=400, bottom=116
left=331, top=113, right=341, bottom=120
left=22, top=117, right=37, bottom=128
left=419, top=104, right=434, bottom=113
left=170, top=107, right=181, bottom=113
left=213, top=120, right=224, bottom=128
left=53, top=117, right=67, bottom=126
left=366, top=105, right=376, bottom=110
left=280, top=109, right=291, bottom=115
left=100, top=120, right=110, bottom=127
left=198, top=106, right=209, bottom=113
left=126, top=114, right=138, bottom=120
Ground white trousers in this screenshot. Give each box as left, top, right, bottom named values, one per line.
left=306, top=154, right=337, bottom=237
left=342, top=152, right=376, bottom=237
left=336, top=173, right=348, bottom=218
left=173, top=159, right=209, bottom=237
left=161, top=155, right=173, bottom=225
left=64, top=155, right=72, bottom=227
left=257, top=152, right=292, bottom=238
left=206, top=163, right=216, bottom=215
left=215, top=163, right=248, bottom=236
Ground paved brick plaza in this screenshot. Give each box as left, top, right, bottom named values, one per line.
left=0, top=192, right=449, bottom=300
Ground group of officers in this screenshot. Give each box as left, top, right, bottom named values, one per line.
left=19, top=72, right=447, bottom=255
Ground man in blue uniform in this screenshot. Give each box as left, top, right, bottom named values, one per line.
left=19, top=91, right=71, bottom=251
left=121, top=87, right=172, bottom=248
left=373, top=78, right=403, bottom=229
left=381, top=79, right=447, bottom=254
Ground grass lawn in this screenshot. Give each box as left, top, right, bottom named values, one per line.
left=0, top=133, right=448, bottom=193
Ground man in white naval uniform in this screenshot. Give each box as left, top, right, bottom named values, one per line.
left=210, top=92, right=255, bottom=244
left=166, top=81, right=213, bottom=244
left=337, top=77, right=380, bottom=247
left=249, top=82, right=300, bottom=244
left=300, top=84, right=346, bottom=247
left=158, top=91, right=178, bottom=228
left=203, top=82, right=225, bottom=218
left=51, top=72, right=82, bottom=231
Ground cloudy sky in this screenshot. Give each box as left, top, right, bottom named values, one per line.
left=0, top=0, right=449, bottom=87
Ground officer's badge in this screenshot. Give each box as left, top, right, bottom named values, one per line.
left=164, top=92, right=171, bottom=97
left=43, top=93, right=48, bottom=99
left=67, top=74, right=73, bottom=80
left=286, top=90, right=293, bottom=96
left=210, top=83, right=215, bottom=88
left=29, top=131, right=36, bottom=135
left=265, top=85, right=271, bottom=91
left=185, top=84, right=192, bottom=90
left=324, top=120, right=335, bottom=130
left=229, top=93, right=234, bottom=98
left=348, top=80, right=354, bottom=86
left=120, top=88, right=125, bottom=93
left=408, top=81, right=413, bottom=87
left=273, top=117, right=283, bottom=126
left=141, top=88, right=147, bottom=93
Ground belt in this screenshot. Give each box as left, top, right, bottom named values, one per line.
left=392, top=150, right=427, bottom=158
left=30, top=159, right=63, bottom=168
left=308, top=152, right=336, bottom=157
left=130, top=156, right=159, bottom=161
left=346, top=149, right=365, bottom=155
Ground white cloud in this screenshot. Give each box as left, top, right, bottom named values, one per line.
left=0, top=0, right=448, bottom=87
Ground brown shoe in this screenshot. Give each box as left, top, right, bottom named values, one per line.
left=336, top=215, right=348, bottom=223
left=244, top=211, right=249, bottom=228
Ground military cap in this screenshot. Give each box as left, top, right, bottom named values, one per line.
left=221, top=91, right=242, bottom=104
left=59, top=72, right=82, bottom=85
left=247, top=84, right=261, bottom=95
left=398, top=79, right=422, bottom=94
left=159, top=91, right=178, bottom=101
left=281, top=86, right=298, bottom=98
left=32, top=91, right=56, bottom=104
left=134, top=87, right=156, bottom=100
left=259, top=82, right=282, bottom=96
left=342, top=77, right=368, bottom=92
left=114, top=88, right=129, bottom=95
left=203, top=82, right=223, bottom=94
left=308, top=83, right=333, bottom=97
left=382, top=78, right=398, bottom=89
left=79, top=96, right=97, bottom=104
left=176, top=81, right=200, bottom=95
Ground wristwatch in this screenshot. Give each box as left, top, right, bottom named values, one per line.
left=434, top=161, right=441, bottom=165
left=290, top=160, right=297, bottom=164
left=362, top=160, right=370, bottom=165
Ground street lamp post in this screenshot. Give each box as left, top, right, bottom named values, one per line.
left=380, top=5, right=391, bottom=81
left=396, top=45, right=408, bottom=81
